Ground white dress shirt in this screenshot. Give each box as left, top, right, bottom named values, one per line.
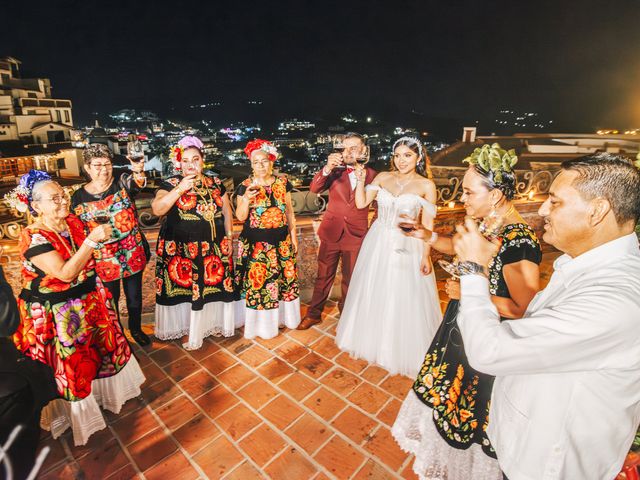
left=458, top=233, right=640, bottom=480
left=322, top=166, right=357, bottom=189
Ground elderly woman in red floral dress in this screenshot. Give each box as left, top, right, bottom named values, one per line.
left=151, top=136, right=239, bottom=350
left=7, top=170, right=146, bottom=446
left=235, top=139, right=300, bottom=339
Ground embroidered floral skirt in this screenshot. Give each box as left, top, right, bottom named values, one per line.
left=155, top=219, right=240, bottom=344
left=235, top=227, right=300, bottom=338
left=13, top=277, right=133, bottom=402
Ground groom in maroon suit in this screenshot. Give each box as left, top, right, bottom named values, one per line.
left=298, top=133, right=377, bottom=329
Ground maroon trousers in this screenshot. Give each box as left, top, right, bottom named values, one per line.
left=306, top=239, right=363, bottom=319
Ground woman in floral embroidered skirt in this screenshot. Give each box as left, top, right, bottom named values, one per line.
left=152, top=136, right=239, bottom=350
left=392, top=147, right=542, bottom=480
left=9, top=171, right=146, bottom=446
left=71, top=143, right=151, bottom=346
left=235, top=139, right=301, bottom=339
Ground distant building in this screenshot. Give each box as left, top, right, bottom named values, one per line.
left=432, top=128, right=640, bottom=175
left=0, top=56, right=73, bottom=143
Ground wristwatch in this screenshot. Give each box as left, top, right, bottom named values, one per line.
left=457, top=261, right=487, bottom=277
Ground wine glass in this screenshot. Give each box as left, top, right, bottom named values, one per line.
left=127, top=140, right=145, bottom=164
left=332, top=134, right=346, bottom=169
left=395, top=204, right=420, bottom=253
left=438, top=211, right=506, bottom=279
left=356, top=145, right=370, bottom=166
left=94, top=212, right=110, bottom=225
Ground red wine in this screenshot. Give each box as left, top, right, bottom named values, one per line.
left=94, top=214, right=110, bottom=225
left=399, top=225, right=415, bottom=233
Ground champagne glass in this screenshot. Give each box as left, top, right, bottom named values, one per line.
left=332, top=134, right=346, bottom=169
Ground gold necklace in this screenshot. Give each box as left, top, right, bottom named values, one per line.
left=193, top=177, right=217, bottom=240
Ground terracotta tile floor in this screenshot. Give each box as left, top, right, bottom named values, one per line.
left=36, top=300, right=424, bottom=480
left=37, top=254, right=562, bottom=479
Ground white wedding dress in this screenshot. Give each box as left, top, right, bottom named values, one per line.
left=336, top=186, right=443, bottom=378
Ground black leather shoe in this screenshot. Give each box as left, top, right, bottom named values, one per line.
left=130, top=329, right=151, bottom=347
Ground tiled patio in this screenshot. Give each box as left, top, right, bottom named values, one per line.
left=36, top=299, right=424, bottom=480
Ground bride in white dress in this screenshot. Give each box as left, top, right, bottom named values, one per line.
left=336, top=137, right=443, bottom=377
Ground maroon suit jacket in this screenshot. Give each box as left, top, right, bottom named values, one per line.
left=310, top=166, right=378, bottom=247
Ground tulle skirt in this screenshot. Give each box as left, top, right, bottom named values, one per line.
left=336, top=222, right=442, bottom=377
left=392, top=391, right=503, bottom=480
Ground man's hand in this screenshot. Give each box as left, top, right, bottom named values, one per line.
left=324, top=153, right=343, bottom=174
left=445, top=278, right=461, bottom=299
left=453, top=217, right=500, bottom=267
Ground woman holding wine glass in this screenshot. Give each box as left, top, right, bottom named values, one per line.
left=71, top=143, right=151, bottom=346
left=335, top=136, right=442, bottom=377
left=151, top=136, right=238, bottom=350
left=391, top=144, right=542, bottom=480
left=235, top=139, right=300, bottom=339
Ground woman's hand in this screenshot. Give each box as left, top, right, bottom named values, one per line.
left=88, top=224, right=113, bottom=243
left=177, top=174, right=197, bottom=194
left=445, top=278, right=461, bottom=300
left=354, top=166, right=366, bottom=183
left=242, top=186, right=259, bottom=204
left=420, top=255, right=432, bottom=275
left=291, top=235, right=299, bottom=254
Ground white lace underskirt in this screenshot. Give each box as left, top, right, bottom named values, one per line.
left=239, top=297, right=301, bottom=340
left=155, top=300, right=244, bottom=350
left=392, top=391, right=503, bottom=480
left=40, top=356, right=146, bottom=446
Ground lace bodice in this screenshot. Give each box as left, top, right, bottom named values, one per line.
left=367, top=186, right=437, bottom=227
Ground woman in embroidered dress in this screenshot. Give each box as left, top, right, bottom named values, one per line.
left=335, top=137, right=442, bottom=377
left=71, top=143, right=151, bottom=346
left=391, top=144, right=542, bottom=480
left=235, top=139, right=300, bottom=339
left=152, top=136, right=238, bottom=350
left=8, top=170, right=146, bottom=446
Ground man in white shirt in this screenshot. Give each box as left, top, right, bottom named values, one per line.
left=452, top=153, right=640, bottom=480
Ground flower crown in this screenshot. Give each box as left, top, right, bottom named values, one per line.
left=464, top=143, right=518, bottom=183
left=3, top=169, right=52, bottom=215
left=170, top=136, right=205, bottom=170
left=244, top=139, right=278, bottom=161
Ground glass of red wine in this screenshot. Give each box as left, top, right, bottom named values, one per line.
left=127, top=140, right=145, bottom=164
left=396, top=205, right=420, bottom=253
left=94, top=213, right=110, bottom=225
left=356, top=145, right=370, bottom=166
left=332, top=134, right=346, bottom=169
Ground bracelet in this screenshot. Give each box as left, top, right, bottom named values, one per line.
left=427, top=231, right=438, bottom=245
left=83, top=238, right=100, bottom=249
left=457, top=261, right=487, bottom=277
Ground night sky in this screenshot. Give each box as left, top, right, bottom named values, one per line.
left=3, top=0, right=640, bottom=131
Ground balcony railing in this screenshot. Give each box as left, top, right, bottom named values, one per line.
left=0, top=169, right=558, bottom=240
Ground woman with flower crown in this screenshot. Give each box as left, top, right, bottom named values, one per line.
left=235, top=139, right=301, bottom=339
left=391, top=144, right=541, bottom=480
left=6, top=170, right=146, bottom=446
left=336, top=137, right=442, bottom=377
left=151, top=136, right=239, bottom=350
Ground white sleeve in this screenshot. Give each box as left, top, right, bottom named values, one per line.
left=365, top=184, right=380, bottom=192
left=419, top=198, right=437, bottom=218
left=457, top=275, right=640, bottom=376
